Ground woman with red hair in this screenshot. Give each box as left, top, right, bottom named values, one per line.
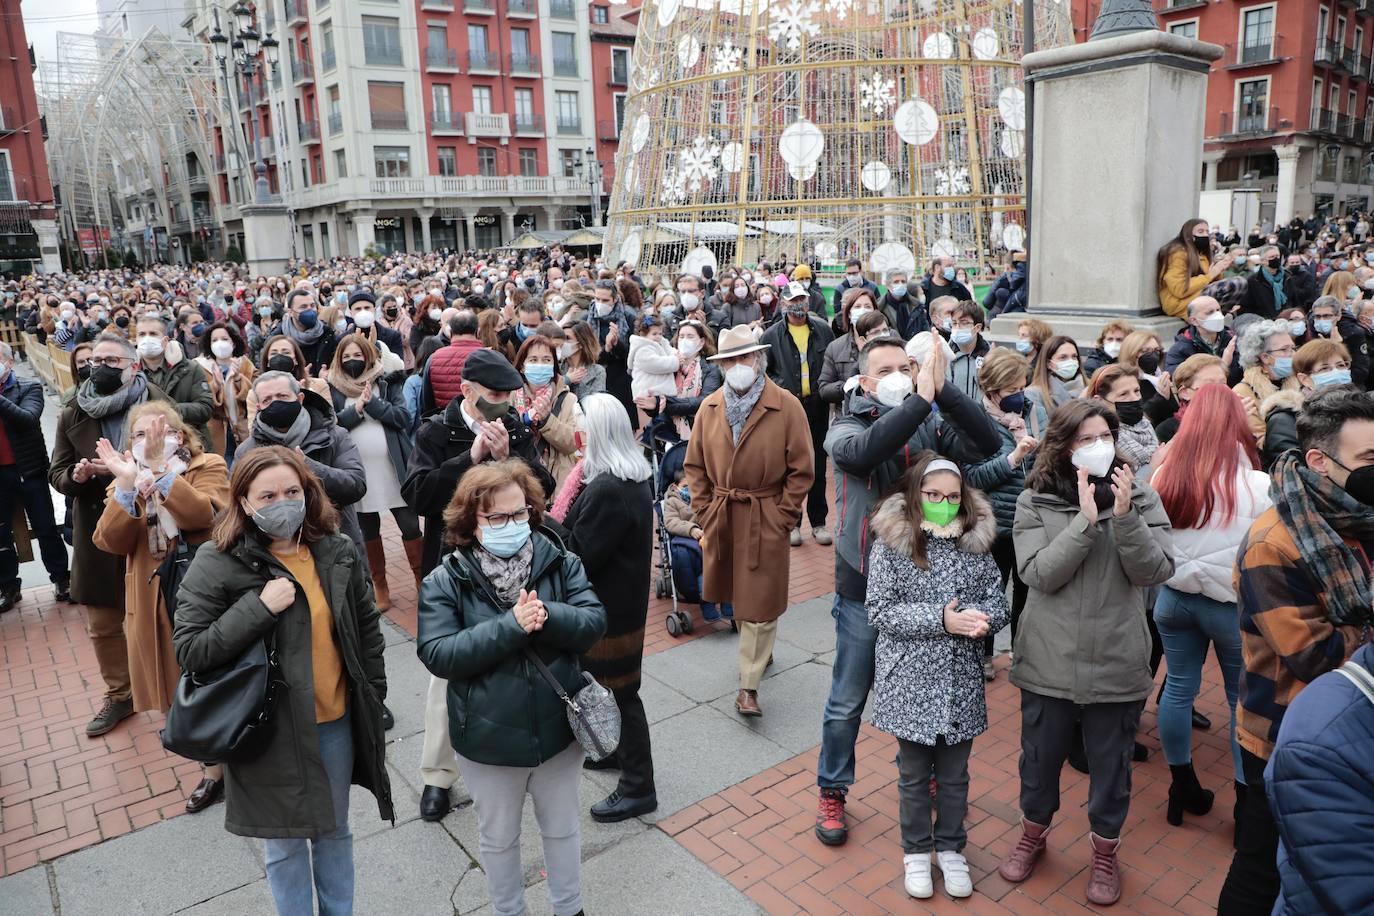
left=1149, top=384, right=1272, bottom=833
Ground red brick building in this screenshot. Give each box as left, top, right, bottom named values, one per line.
left=0, top=0, right=59, bottom=273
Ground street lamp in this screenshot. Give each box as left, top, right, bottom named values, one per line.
left=211, top=5, right=281, bottom=205
left=577, top=146, right=604, bottom=228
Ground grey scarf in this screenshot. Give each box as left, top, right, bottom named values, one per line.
left=283, top=315, right=326, bottom=347
left=251, top=404, right=312, bottom=449
left=75, top=374, right=149, bottom=450
left=723, top=371, right=765, bottom=445
left=473, top=539, right=534, bottom=606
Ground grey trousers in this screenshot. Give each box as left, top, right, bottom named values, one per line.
left=1017, top=690, right=1144, bottom=839
left=897, top=736, right=973, bottom=854
left=456, top=741, right=584, bottom=916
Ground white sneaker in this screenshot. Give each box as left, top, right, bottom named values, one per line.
left=937, top=850, right=974, bottom=898
left=903, top=852, right=933, bottom=899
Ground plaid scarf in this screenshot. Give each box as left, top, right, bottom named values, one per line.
left=1270, top=450, right=1374, bottom=627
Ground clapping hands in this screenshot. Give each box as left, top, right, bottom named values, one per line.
left=942, top=599, right=990, bottom=639
left=513, top=588, right=547, bottom=634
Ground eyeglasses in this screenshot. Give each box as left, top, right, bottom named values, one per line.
left=88, top=356, right=132, bottom=368
left=1074, top=432, right=1115, bottom=448
left=1265, top=346, right=1297, bottom=356
left=479, top=506, right=532, bottom=528
left=920, top=490, right=961, bottom=504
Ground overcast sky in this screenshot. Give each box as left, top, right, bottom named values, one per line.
left=22, top=0, right=100, bottom=78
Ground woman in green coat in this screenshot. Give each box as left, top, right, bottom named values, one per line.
left=417, top=458, right=606, bottom=916
left=173, top=445, right=392, bottom=916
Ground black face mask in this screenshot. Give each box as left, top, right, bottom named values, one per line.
left=341, top=359, right=366, bottom=378
left=259, top=398, right=304, bottom=430
left=1137, top=351, right=1161, bottom=375
left=114, top=315, right=130, bottom=329
left=77, top=364, right=92, bottom=383
left=89, top=364, right=125, bottom=396
left=1193, top=236, right=1211, bottom=253
left=267, top=355, right=296, bottom=374
left=1267, top=257, right=1282, bottom=271
left=1114, top=399, right=1144, bottom=426
left=1332, top=455, right=1374, bottom=507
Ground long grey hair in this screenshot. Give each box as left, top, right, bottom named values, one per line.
left=581, top=393, right=652, bottom=483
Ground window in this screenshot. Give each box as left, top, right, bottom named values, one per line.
left=614, top=93, right=627, bottom=133
left=432, top=84, right=452, bottom=115
left=592, top=4, right=608, bottom=22
left=1337, top=15, right=1347, bottom=47
left=511, top=28, right=531, bottom=60
left=611, top=47, right=630, bottom=84
left=519, top=148, right=538, bottom=176
left=556, top=90, right=579, bottom=131
left=468, top=24, right=493, bottom=67
left=1240, top=6, right=1275, bottom=60
left=1350, top=88, right=1358, bottom=115
left=560, top=149, right=579, bottom=177
left=302, top=224, right=315, bottom=259
left=362, top=16, right=402, bottom=66
left=1168, top=20, right=1197, bottom=40
left=438, top=147, right=456, bottom=177
left=301, top=158, right=310, bottom=188
left=428, top=24, right=448, bottom=50
left=514, top=87, right=534, bottom=120
left=368, top=81, right=407, bottom=130
left=1359, top=26, right=1366, bottom=54
left=373, top=146, right=411, bottom=177
left=553, top=32, right=577, bottom=76
left=328, top=85, right=341, bottom=118
left=321, top=23, right=336, bottom=70
left=333, top=148, right=347, bottom=178
left=478, top=148, right=497, bottom=176
left=1320, top=6, right=1330, bottom=40
left=473, top=86, right=493, bottom=114
left=1236, top=77, right=1268, bottom=131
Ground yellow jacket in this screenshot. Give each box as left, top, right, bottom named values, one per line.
left=1158, top=248, right=1211, bottom=319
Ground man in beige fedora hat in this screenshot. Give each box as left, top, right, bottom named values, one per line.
left=683, top=325, right=815, bottom=717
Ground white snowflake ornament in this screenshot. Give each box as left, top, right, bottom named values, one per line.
left=825, top=0, right=853, bottom=21
left=934, top=165, right=971, bottom=196
left=768, top=0, right=821, bottom=51
left=660, top=164, right=687, bottom=205
left=711, top=40, right=744, bottom=74
left=859, top=71, right=897, bottom=116
left=678, top=136, right=722, bottom=192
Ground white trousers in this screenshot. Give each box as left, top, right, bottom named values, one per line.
left=420, top=674, right=460, bottom=790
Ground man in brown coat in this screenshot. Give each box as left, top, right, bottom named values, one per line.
left=685, top=326, right=815, bottom=717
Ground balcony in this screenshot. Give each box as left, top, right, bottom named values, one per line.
left=465, top=111, right=510, bottom=140
left=364, top=44, right=403, bottom=66
left=285, top=0, right=308, bottom=25
left=1155, top=0, right=1206, bottom=9
left=1217, top=107, right=1284, bottom=137
left=556, top=115, right=582, bottom=135
left=1361, top=0, right=1374, bottom=17
left=464, top=0, right=495, bottom=11
left=431, top=111, right=464, bottom=133
left=509, top=53, right=540, bottom=75
left=513, top=112, right=544, bottom=134
left=1311, top=106, right=1339, bottom=133
left=299, top=119, right=321, bottom=144
left=1345, top=45, right=1361, bottom=71
left=553, top=56, right=579, bottom=77
left=1225, top=34, right=1281, bottom=69
left=368, top=177, right=427, bottom=196
left=371, top=111, right=409, bottom=130
left=187, top=173, right=210, bottom=192
left=508, top=0, right=536, bottom=15
left=421, top=0, right=454, bottom=7
left=597, top=119, right=620, bottom=140
left=0, top=107, right=15, bottom=135
left=328, top=112, right=343, bottom=135
left=291, top=56, right=314, bottom=85
left=550, top=0, right=575, bottom=18
left=1316, top=39, right=1346, bottom=69
left=607, top=65, right=629, bottom=86
left=321, top=47, right=336, bottom=72
left=467, top=49, right=499, bottom=72
left=426, top=47, right=460, bottom=71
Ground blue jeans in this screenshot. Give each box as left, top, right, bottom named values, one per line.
left=265, top=709, right=355, bottom=916
left=817, top=594, right=877, bottom=792
left=1153, top=586, right=1244, bottom=782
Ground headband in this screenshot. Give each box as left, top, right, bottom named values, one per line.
left=922, top=458, right=963, bottom=479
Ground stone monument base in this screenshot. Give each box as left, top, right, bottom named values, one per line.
left=240, top=204, right=293, bottom=276
left=988, top=311, right=1183, bottom=349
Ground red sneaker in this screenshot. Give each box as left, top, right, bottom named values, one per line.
left=815, top=788, right=848, bottom=846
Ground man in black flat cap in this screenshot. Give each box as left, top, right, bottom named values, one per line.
left=401, top=347, right=557, bottom=822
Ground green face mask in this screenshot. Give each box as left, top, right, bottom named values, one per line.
left=475, top=396, right=509, bottom=421
left=921, top=500, right=960, bottom=527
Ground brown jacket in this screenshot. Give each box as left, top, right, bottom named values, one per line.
left=533, top=380, right=584, bottom=490
left=662, top=487, right=701, bottom=539
left=684, top=378, right=814, bottom=622
left=197, top=356, right=255, bottom=457
left=92, top=452, right=230, bottom=712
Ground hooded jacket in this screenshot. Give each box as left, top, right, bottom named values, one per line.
left=866, top=490, right=1008, bottom=746
left=1151, top=461, right=1272, bottom=603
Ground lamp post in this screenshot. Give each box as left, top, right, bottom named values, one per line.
left=210, top=3, right=280, bottom=206
left=577, top=146, right=603, bottom=228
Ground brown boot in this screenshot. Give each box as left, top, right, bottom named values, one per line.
left=997, top=818, right=1051, bottom=883
left=1085, top=833, right=1122, bottom=906
left=364, top=539, right=391, bottom=611
left=403, top=537, right=425, bottom=591
left=734, top=689, right=762, bottom=717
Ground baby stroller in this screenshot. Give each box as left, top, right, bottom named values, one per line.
left=643, top=420, right=694, bottom=636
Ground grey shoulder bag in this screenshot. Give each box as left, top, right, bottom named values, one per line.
left=523, top=648, right=621, bottom=762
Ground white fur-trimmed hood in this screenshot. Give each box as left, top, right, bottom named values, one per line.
left=868, top=488, right=998, bottom=556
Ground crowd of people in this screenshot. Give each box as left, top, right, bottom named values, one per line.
left=1, top=210, right=1372, bottom=914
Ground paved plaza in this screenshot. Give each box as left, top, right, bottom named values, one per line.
left=0, top=375, right=1239, bottom=915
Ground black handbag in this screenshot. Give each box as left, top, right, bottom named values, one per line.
left=153, top=538, right=199, bottom=630
left=160, top=631, right=284, bottom=764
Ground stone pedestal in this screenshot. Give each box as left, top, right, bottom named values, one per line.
left=240, top=205, right=294, bottom=276
left=353, top=212, right=377, bottom=256
left=31, top=219, right=61, bottom=274
left=988, top=30, right=1223, bottom=347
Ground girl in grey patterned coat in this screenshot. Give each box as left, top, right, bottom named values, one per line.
left=866, top=455, right=1008, bottom=901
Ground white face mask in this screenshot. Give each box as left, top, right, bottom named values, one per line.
left=725, top=362, right=757, bottom=392
left=873, top=371, right=912, bottom=408
left=210, top=339, right=235, bottom=359
left=1200, top=312, right=1226, bottom=333
left=595, top=302, right=614, bottom=318
left=136, top=337, right=164, bottom=358
left=1070, top=438, right=1116, bottom=479
left=132, top=434, right=180, bottom=468
left=557, top=342, right=575, bottom=361
left=428, top=308, right=444, bottom=323
left=733, top=285, right=748, bottom=298
left=472, top=284, right=486, bottom=295
left=1103, top=341, right=1122, bottom=359
left=352, top=310, right=376, bottom=329
left=849, top=306, right=873, bottom=324
left=1053, top=358, right=1079, bottom=380
left=680, top=292, right=700, bottom=310
left=678, top=337, right=701, bottom=358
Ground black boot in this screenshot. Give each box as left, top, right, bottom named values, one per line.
left=1232, top=782, right=1248, bottom=848
left=1166, top=763, right=1215, bottom=826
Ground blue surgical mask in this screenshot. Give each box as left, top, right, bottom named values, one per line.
left=523, top=363, right=554, bottom=386
left=515, top=324, right=535, bottom=341
left=258, top=305, right=274, bottom=318
left=889, top=283, right=908, bottom=299
left=479, top=518, right=531, bottom=557
left=1015, top=339, right=1033, bottom=354
left=1288, top=320, right=1306, bottom=337
left=297, top=308, right=318, bottom=329
left=942, top=267, right=956, bottom=281
left=1313, top=368, right=1353, bottom=388
left=1315, top=319, right=1334, bottom=335
left=1271, top=357, right=1293, bottom=379
left=951, top=328, right=973, bottom=346
left=941, top=317, right=952, bottom=331
left=335, top=291, right=348, bottom=304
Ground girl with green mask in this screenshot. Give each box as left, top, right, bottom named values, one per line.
left=864, top=453, right=1008, bottom=901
